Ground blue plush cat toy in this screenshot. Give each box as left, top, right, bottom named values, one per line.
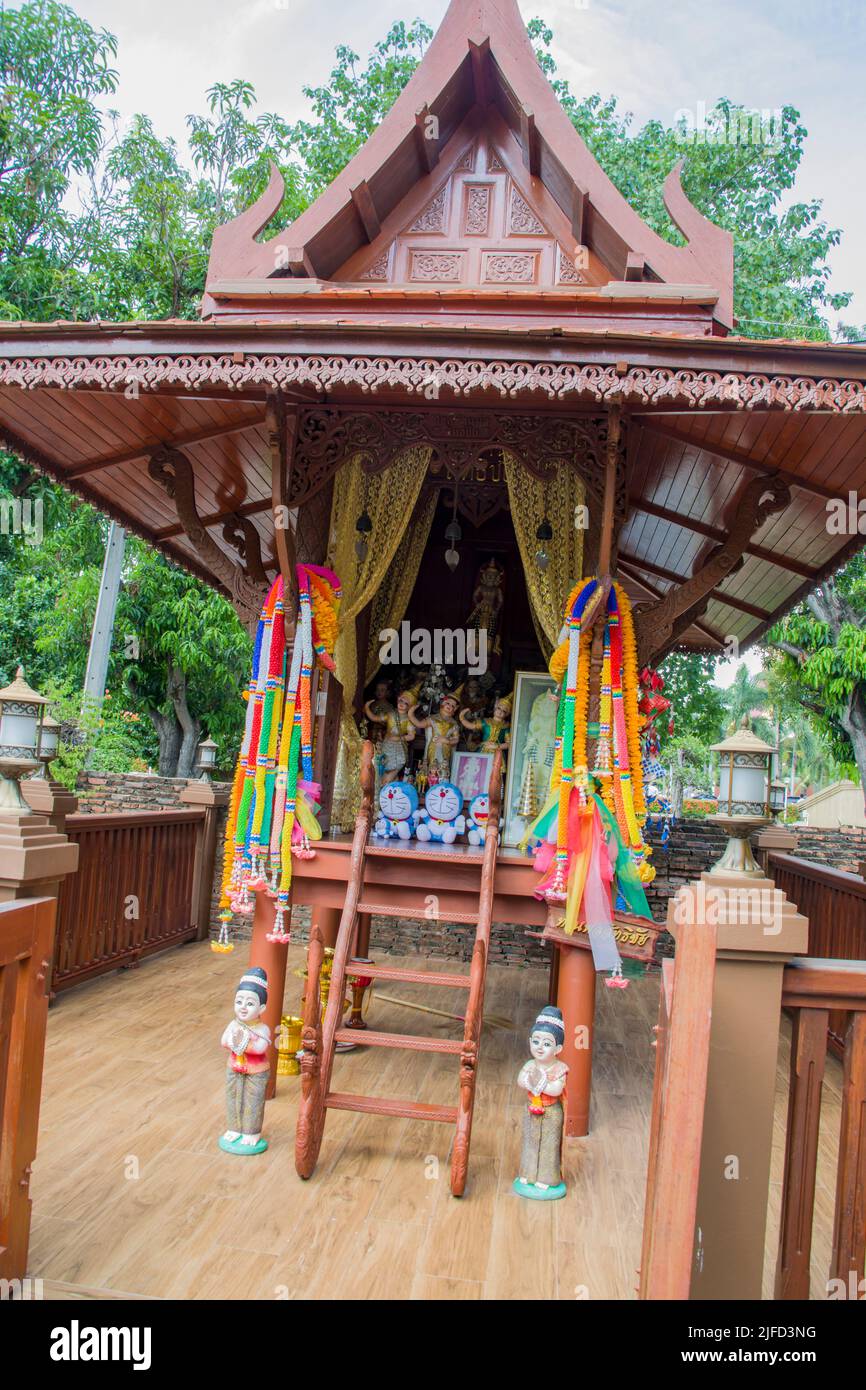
left=416, top=781, right=466, bottom=844
left=373, top=780, right=419, bottom=840
left=466, top=792, right=491, bottom=846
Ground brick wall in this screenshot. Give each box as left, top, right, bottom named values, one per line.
left=68, top=774, right=866, bottom=965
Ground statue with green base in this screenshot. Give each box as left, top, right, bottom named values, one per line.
left=219, top=966, right=271, bottom=1156
left=513, top=1006, right=568, bottom=1201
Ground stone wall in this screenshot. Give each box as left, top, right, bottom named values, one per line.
left=68, top=774, right=866, bottom=965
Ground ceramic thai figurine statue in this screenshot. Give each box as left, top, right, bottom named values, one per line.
left=365, top=687, right=414, bottom=784
left=460, top=691, right=512, bottom=759
left=373, top=779, right=419, bottom=839
left=219, top=966, right=271, bottom=1155
left=415, top=780, right=466, bottom=843
left=514, top=1005, right=568, bottom=1200
left=409, top=691, right=460, bottom=782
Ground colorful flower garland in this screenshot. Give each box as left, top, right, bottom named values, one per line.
left=528, top=577, right=654, bottom=982
left=213, top=564, right=342, bottom=953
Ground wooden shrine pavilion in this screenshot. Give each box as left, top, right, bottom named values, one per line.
left=2, top=0, right=866, bottom=1299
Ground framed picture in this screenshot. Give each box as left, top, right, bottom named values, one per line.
left=502, top=670, right=559, bottom=847
left=450, top=750, right=494, bottom=804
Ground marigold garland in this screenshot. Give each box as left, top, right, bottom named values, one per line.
left=528, top=576, right=655, bottom=983
left=212, top=563, right=342, bottom=954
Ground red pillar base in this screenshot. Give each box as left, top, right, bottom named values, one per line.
left=556, top=945, right=596, bottom=1138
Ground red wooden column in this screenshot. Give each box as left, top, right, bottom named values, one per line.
left=248, top=890, right=290, bottom=1100
left=310, top=905, right=341, bottom=949
left=556, top=943, right=596, bottom=1137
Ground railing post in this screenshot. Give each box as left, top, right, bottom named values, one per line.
left=0, top=798, right=79, bottom=909
left=677, top=865, right=808, bottom=1300
left=755, top=825, right=799, bottom=875
left=179, top=779, right=230, bottom=941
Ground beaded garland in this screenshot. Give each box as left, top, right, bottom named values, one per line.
left=213, top=564, right=342, bottom=953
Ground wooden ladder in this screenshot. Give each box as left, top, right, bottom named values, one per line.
left=295, top=741, right=504, bottom=1196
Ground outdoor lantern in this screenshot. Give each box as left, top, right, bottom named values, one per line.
left=708, top=719, right=777, bottom=876
left=535, top=517, right=553, bottom=571
left=770, top=778, right=787, bottom=816
left=0, top=666, right=47, bottom=813
left=36, top=712, right=60, bottom=778
left=196, top=734, right=218, bottom=782
left=354, top=508, right=372, bottom=562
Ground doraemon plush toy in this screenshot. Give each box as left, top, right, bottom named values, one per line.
left=466, top=793, right=491, bottom=846
left=373, top=780, right=419, bottom=840
left=416, top=781, right=465, bottom=844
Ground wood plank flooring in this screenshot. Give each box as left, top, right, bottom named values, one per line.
left=25, top=940, right=841, bottom=1300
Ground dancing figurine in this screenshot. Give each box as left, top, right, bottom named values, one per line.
left=219, top=966, right=271, bottom=1155
left=409, top=691, right=460, bottom=783
left=513, top=1006, right=568, bottom=1200
left=460, top=691, right=512, bottom=758
left=364, top=687, right=415, bottom=785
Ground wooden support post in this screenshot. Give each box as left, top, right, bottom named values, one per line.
left=310, top=905, right=341, bottom=949
left=180, top=779, right=230, bottom=941
left=686, top=870, right=808, bottom=1300
left=356, top=911, right=372, bottom=959
left=556, top=944, right=596, bottom=1137
left=248, top=890, right=291, bottom=1100
left=598, top=402, right=621, bottom=578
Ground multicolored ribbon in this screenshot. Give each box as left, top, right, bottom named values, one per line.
left=214, top=564, right=341, bottom=953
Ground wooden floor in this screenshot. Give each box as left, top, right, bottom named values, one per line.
left=27, top=939, right=841, bottom=1301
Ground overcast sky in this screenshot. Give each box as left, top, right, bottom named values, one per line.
left=26, top=0, right=866, bottom=332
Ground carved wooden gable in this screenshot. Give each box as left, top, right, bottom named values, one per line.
left=336, top=134, right=591, bottom=289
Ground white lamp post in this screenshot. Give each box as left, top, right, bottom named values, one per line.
left=196, top=734, right=218, bottom=782
left=0, top=667, right=47, bottom=814
left=709, top=720, right=778, bottom=877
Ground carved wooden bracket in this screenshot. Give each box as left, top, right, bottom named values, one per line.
left=289, top=407, right=628, bottom=514
left=221, top=514, right=269, bottom=588
left=635, top=474, right=792, bottom=665
left=147, top=444, right=268, bottom=628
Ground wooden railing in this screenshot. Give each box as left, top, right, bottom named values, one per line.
left=768, top=853, right=866, bottom=1052
left=775, top=958, right=866, bottom=1300
left=53, top=808, right=205, bottom=993
left=639, top=906, right=718, bottom=1299
left=0, top=898, right=56, bottom=1287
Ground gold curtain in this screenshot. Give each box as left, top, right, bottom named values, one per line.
left=365, top=488, right=438, bottom=683
left=503, top=451, right=585, bottom=659
left=329, top=445, right=433, bottom=826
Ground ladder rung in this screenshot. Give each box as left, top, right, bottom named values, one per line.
left=324, top=1092, right=459, bottom=1123
left=357, top=901, right=479, bottom=925
left=346, top=960, right=471, bottom=989
left=334, top=1028, right=462, bottom=1054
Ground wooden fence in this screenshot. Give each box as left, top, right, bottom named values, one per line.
left=53, top=808, right=205, bottom=993
left=768, top=853, right=866, bottom=1053
left=775, top=958, right=866, bottom=1299
left=0, top=898, right=56, bottom=1287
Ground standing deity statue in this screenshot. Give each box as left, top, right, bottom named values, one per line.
left=466, top=558, right=505, bottom=655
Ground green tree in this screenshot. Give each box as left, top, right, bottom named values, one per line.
left=0, top=0, right=118, bottom=320
left=768, top=559, right=866, bottom=796
left=655, top=652, right=726, bottom=749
